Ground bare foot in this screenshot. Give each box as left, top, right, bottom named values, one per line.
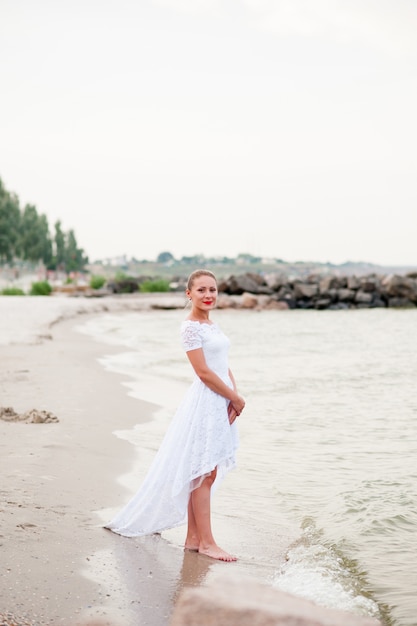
left=184, top=543, right=199, bottom=552
left=198, top=545, right=237, bottom=562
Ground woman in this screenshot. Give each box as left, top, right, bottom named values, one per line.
left=105, top=269, right=245, bottom=561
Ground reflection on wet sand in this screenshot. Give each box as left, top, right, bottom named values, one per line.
left=173, top=548, right=216, bottom=606
left=103, top=532, right=217, bottom=626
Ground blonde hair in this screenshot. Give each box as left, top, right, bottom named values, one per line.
left=186, top=269, right=217, bottom=290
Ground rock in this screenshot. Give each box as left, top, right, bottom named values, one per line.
left=329, top=302, right=350, bottom=310
left=278, top=297, right=297, bottom=309
left=347, top=276, right=360, bottom=290
left=354, top=290, right=373, bottom=304
left=293, top=282, right=318, bottom=300
left=359, top=276, right=380, bottom=292
left=276, top=285, right=295, bottom=300
left=296, top=299, right=315, bottom=309
left=216, top=294, right=239, bottom=309
left=315, top=298, right=332, bottom=310
left=86, top=271, right=417, bottom=312
left=170, top=576, right=382, bottom=626
left=241, top=292, right=259, bottom=309
left=246, top=272, right=270, bottom=287
left=381, top=274, right=417, bottom=300
left=318, top=284, right=339, bottom=301
left=338, top=288, right=356, bottom=302
left=214, top=271, right=417, bottom=310
left=264, top=300, right=290, bottom=310
left=265, top=273, right=289, bottom=291
left=370, top=297, right=386, bottom=308
left=220, top=274, right=273, bottom=295
left=387, top=297, right=415, bottom=308
left=107, top=279, right=139, bottom=294
left=319, top=276, right=345, bottom=292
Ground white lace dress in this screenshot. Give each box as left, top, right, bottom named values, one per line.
left=105, top=319, right=239, bottom=537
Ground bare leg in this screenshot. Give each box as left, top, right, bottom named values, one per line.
left=184, top=498, right=199, bottom=551
left=188, top=469, right=237, bottom=562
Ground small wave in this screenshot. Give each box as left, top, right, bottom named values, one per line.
left=272, top=518, right=385, bottom=623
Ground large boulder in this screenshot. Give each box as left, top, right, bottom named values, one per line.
left=170, top=576, right=382, bottom=626
left=265, top=273, right=289, bottom=291
left=264, top=299, right=290, bottom=310
left=381, top=274, right=417, bottom=302
left=219, top=274, right=273, bottom=295
left=359, top=275, right=381, bottom=292
left=347, top=276, right=360, bottom=290
left=293, top=282, right=319, bottom=300
left=354, top=290, right=373, bottom=305
left=319, top=276, right=346, bottom=292
left=241, top=292, right=259, bottom=309
left=314, top=298, right=332, bottom=310
left=107, top=279, right=139, bottom=294
left=388, top=297, right=415, bottom=308
left=338, top=288, right=356, bottom=302
left=216, top=294, right=239, bottom=309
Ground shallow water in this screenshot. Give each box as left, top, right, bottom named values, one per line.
left=77, top=307, right=417, bottom=626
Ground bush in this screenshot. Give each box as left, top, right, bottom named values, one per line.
left=30, top=281, right=52, bottom=296
left=114, top=271, right=130, bottom=281
left=89, top=275, right=106, bottom=290
left=1, top=287, right=25, bottom=296
left=139, top=279, right=170, bottom=293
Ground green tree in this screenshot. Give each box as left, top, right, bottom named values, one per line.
left=180, top=254, right=206, bottom=265
left=236, top=253, right=262, bottom=264
left=65, top=229, right=88, bottom=272
left=0, top=178, right=21, bottom=262
left=0, top=177, right=88, bottom=270
left=54, top=220, right=66, bottom=269
left=38, top=214, right=53, bottom=267
left=157, top=251, right=175, bottom=263
left=20, top=204, right=52, bottom=265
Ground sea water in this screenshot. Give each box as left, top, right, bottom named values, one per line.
left=77, top=307, right=417, bottom=626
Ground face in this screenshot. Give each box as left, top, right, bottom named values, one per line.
left=187, top=275, right=218, bottom=313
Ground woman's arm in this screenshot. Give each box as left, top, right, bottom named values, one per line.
left=228, top=368, right=237, bottom=391
left=186, top=348, right=245, bottom=415
left=226, top=368, right=240, bottom=423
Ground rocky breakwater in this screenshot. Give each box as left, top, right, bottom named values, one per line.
left=216, top=272, right=417, bottom=311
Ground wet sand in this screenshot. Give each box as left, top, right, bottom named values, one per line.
left=0, top=296, right=292, bottom=625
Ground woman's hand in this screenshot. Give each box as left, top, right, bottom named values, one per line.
left=229, top=393, right=245, bottom=424
left=233, top=393, right=245, bottom=414
left=227, top=403, right=238, bottom=425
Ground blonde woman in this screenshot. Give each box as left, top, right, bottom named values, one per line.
left=105, top=270, right=245, bottom=561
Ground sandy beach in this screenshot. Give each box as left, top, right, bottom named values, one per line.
left=0, top=295, right=293, bottom=626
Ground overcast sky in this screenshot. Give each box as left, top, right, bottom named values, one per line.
left=1, top=0, right=416, bottom=266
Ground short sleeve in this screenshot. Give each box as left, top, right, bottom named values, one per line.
left=181, top=321, right=202, bottom=352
